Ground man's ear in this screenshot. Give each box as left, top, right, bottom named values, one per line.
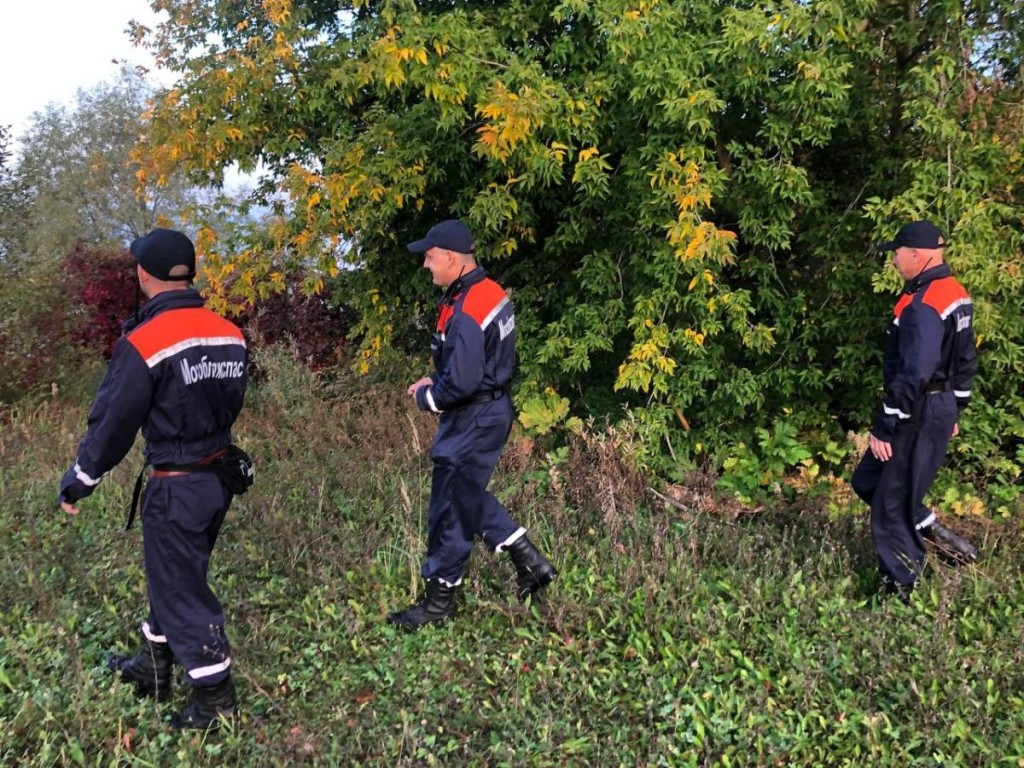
left=137, top=264, right=152, bottom=293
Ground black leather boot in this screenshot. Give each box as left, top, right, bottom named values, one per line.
left=387, top=580, right=457, bottom=630
left=107, top=638, right=174, bottom=700
left=505, top=536, right=557, bottom=601
left=171, top=675, right=238, bottom=730
left=923, top=521, right=978, bottom=565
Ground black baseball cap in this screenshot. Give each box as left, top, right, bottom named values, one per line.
left=406, top=219, right=474, bottom=254
left=130, top=228, right=197, bottom=282
left=876, top=220, right=947, bottom=252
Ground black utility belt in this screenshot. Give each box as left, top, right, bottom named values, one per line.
left=152, top=446, right=230, bottom=472
left=126, top=445, right=255, bottom=529
left=926, top=382, right=953, bottom=394
left=464, top=389, right=508, bottom=406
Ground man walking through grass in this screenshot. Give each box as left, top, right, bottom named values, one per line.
left=58, top=228, right=248, bottom=729
left=851, top=220, right=978, bottom=599
left=389, top=218, right=557, bottom=629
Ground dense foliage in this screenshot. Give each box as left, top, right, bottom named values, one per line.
left=138, top=0, right=1024, bottom=503
left=0, top=70, right=219, bottom=401
left=0, top=125, right=32, bottom=263
left=0, top=246, right=138, bottom=402
left=12, top=67, right=202, bottom=258
left=237, top=278, right=357, bottom=371
left=1, top=352, right=1021, bottom=765
left=62, top=247, right=140, bottom=357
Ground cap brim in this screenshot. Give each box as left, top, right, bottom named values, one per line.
left=875, top=240, right=898, bottom=252
left=406, top=238, right=433, bottom=253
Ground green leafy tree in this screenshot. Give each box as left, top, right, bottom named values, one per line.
left=0, top=124, right=33, bottom=265
left=0, top=68, right=220, bottom=402
left=142, top=0, right=1024, bottom=496
left=14, top=66, right=203, bottom=258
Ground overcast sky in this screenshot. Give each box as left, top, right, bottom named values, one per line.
left=0, top=0, right=169, bottom=137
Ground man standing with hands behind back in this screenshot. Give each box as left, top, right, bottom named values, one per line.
left=851, top=220, right=979, bottom=599
left=389, top=218, right=557, bottom=629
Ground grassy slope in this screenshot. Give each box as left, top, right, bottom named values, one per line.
left=1, top=351, right=1022, bottom=767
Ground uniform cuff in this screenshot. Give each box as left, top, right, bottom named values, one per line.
left=870, top=417, right=895, bottom=444
left=417, top=386, right=442, bottom=413
left=58, top=465, right=99, bottom=505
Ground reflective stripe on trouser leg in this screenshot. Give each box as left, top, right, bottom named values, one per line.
left=869, top=394, right=958, bottom=586
left=907, top=394, right=957, bottom=535
left=495, top=527, right=527, bottom=552
left=141, top=620, right=168, bottom=644
left=142, top=473, right=233, bottom=684
left=853, top=448, right=936, bottom=529
left=422, top=456, right=475, bottom=584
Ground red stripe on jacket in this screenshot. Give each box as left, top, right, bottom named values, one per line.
left=920, top=276, right=971, bottom=318
left=459, top=279, right=507, bottom=328
left=128, top=307, right=246, bottom=367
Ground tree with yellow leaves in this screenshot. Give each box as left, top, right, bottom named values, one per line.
left=140, top=0, right=1024, bottom=494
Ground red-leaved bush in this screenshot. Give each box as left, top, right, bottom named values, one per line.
left=236, top=281, right=355, bottom=371
left=0, top=245, right=137, bottom=401
left=62, top=244, right=139, bottom=358
left=2, top=246, right=355, bottom=402
left=61, top=246, right=356, bottom=371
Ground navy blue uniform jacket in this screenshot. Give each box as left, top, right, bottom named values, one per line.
left=415, top=266, right=515, bottom=413
left=59, top=290, right=248, bottom=504
left=873, top=264, right=977, bottom=442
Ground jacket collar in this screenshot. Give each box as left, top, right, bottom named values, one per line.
left=440, top=265, right=486, bottom=306
left=904, top=263, right=952, bottom=294
left=123, top=289, right=205, bottom=333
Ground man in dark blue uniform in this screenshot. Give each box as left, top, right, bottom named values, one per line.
left=58, top=229, right=248, bottom=728
left=851, top=220, right=978, bottom=598
left=389, top=219, right=557, bottom=629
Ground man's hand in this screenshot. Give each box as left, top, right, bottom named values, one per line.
left=60, top=501, right=79, bottom=516
left=952, top=422, right=959, bottom=438
left=869, top=433, right=893, bottom=462
left=407, top=376, right=433, bottom=398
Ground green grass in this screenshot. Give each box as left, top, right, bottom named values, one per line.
left=2, top=350, right=1022, bottom=766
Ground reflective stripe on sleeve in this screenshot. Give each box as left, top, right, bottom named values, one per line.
left=425, top=388, right=442, bottom=414
left=883, top=404, right=911, bottom=420
left=74, top=463, right=102, bottom=486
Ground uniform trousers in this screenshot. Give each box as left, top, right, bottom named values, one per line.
left=851, top=392, right=958, bottom=586
left=423, top=396, right=521, bottom=585
left=141, top=472, right=233, bottom=684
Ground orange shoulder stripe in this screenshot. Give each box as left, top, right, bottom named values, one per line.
left=894, top=293, right=913, bottom=320
left=921, top=277, right=971, bottom=319
left=128, top=308, right=245, bottom=368
left=461, top=279, right=509, bottom=329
